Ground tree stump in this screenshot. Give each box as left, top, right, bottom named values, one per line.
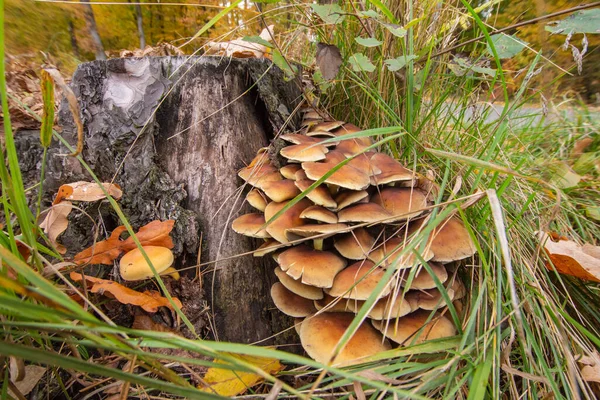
left=48, top=56, right=302, bottom=344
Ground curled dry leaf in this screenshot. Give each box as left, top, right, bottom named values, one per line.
left=8, top=365, right=46, bottom=398
left=539, top=231, right=600, bottom=283
left=70, top=272, right=182, bottom=312
left=73, top=220, right=175, bottom=265
left=61, top=181, right=123, bottom=202
left=316, top=43, right=342, bottom=80
left=199, top=354, right=284, bottom=397
left=39, top=201, right=73, bottom=254
left=132, top=314, right=178, bottom=334
left=206, top=25, right=274, bottom=58
left=578, top=353, right=600, bottom=383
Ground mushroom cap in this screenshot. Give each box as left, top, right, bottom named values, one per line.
left=338, top=203, right=391, bottom=223
left=314, top=294, right=356, bottom=313
left=231, top=213, right=271, bottom=238
left=281, top=143, right=329, bottom=162
left=334, top=228, right=376, bottom=260
left=302, top=151, right=371, bottom=191
left=246, top=189, right=268, bottom=211
left=295, top=179, right=337, bottom=209
left=310, top=120, right=345, bottom=132
left=335, top=190, right=369, bottom=210
left=371, top=188, right=428, bottom=221
left=401, top=263, right=448, bottom=290
left=280, top=164, right=302, bottom=180
left=326, top=260, right=392, bottom=300
left=274, top=267, right=324, bottom=300
left=300, top=205, right=338, bottom=224
left=238, top=163, right=282, bottom=187
left=264, top=199, right=312, bottom=243
left=406, top=287, right=455, bottom=311
left=369, top=153, right=414, bottom=185
left=261, top=179, right=301, bottom=202
left=447, top=277, right=466, bottom=300
left=270, top=282, right=317, bottom=317
left=300, top=312, right=391, bottom=366
left=372, top=311, right=457, bottom=345
left=278, top=244, right=347, bottom=288
left=347, top=292, right=414, bottom=320
left=286, top=223, right=350, bottom=241
left=428, top=218, right=477, bottom=263
left=280, top=133, right=337, bottom=147
left=368, top=237, right=434, bottom=269
left=253, top=239, right=281, bottom=257
left=120, top=246, right=174, bottom=281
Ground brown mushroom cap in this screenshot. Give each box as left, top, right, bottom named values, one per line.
left=428, top=218, right=477, bottom=263
left=238, top=163, right=282, bottom=187
left=302, top=151, right=371, bottom=191
left=372, top=311, right=457, bottom=345
left=261, top=179, right=301, bottom=202
left=286, top=223, right=350, bottom=241
left=281, top=143, right=329, bottom=162
left=295, top=179, right=337, bottom=209
left=314, top=294, right=355, bottom=313
left=369, top=153, right=415, bottom=185
left=274, top=267, right=324, bottom=300
left=338, top=203, right=392, bottom=223
left=270, top=282, right=317, bottom=317
left=280, top=164, right=302, bottom=180
left=231, top=213, right=271, bottom=238
left=335, top=190, right=369, bottom=210
left=264, top=199, right=311, bottom=243
left=371, top=188, right=428, bottom=221
left=299, top=312, right=391, bottom=366
left=120, top=246, right=175, bottom=281
left=368, top=237, right=434, bottom=270
left=447, top=277, right=467, bottom=300
left=401, top=263, right=448, bottom=290
left=406, top=287, right=455, bottom=311
left=347, top=292, right=414, bottom=320
left=246, top=189, right=268, bottom=211
left=280, top=134, right=337, bottom=147
left=300, top=205, right=338, bottom=224
left=334, top=228, right=376, bottom=260
left=310, top=120, right=346, bottom=132
left=253, top=239, right=281, bottom=257
left=278, top=244, right=347, bottom=288
left=326, top=260, right=392, bottom=300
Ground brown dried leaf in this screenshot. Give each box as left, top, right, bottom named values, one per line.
left=206, top=26, right=274, bottom=59
left=572, top=137, right=593, bottom=158
left=539, top=231, right=600, bottom=283
left=70, top=272, right=182, bottom=312
left=61, top=181, right=123, bottom=202
left=9, top=365, right=46, bottom=398
left=578, top=353, right=600, bottom=383
left=132, top=314, right=178, bottom=334
left=316, top=43, right=342, bottom=80
left=122, top=220, right=175, bottom=251
left=39, top=202, right=72, bottom=254
left=73, top=226, right=127, bottom=265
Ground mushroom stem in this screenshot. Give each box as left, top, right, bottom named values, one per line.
left=313, top=238, right=324, bottom=251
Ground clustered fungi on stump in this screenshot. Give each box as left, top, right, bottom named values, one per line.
left=232, top=109, right=477, bottom=366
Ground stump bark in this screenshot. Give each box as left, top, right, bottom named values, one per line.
left=48, top=56, right=302, bottom=344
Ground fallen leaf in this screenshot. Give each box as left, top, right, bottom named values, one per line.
left=39, top=201, right=72, bottom=253
left=316, top=43, right=342, bottom=80
left=132, top=314, right=178, bottom=334
left=52, top=185, right=73, bottom=205
left=122, top=220, right=175, bottom=251
left=539, top=231, right=600, bottom=283
left=70, top=272, right=182, bottom=312
left=9, top=365, right=46, bottom=398
left=206, top=26, right=274, bottom=58
left=578, top=353, right=600, bottom=383
left=199, top=354, right=284, bottom=396
left=547, top=162, right=581, bottom=189
left=73, top=226, right=127, bottom=265
left=61, top=181, right=123, bottom=202
left=572, top=138, right=593, bottom=157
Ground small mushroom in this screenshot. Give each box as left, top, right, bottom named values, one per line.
left=369, top=153, right=414, bottom=185
left=372, top=311, right=456, bottom=346
left=325, top=260, right=392, bottom=300
left=427, top=218, right=477, bottom=263
left=246, top=189, right=268, bottom=211
left=335, top=190, right=369, bottom=210
left=253, top=239, right=281, bottom=257
left=314, top=294, right=355, bottom=313
left=401, top=263, right=448, bottom=290
left=264, top=199, right=312, bottom=243
left=300, top=205, right=338, bottom=224
left=295, top=179, right=337, bottom=209
left=302, top=151, right=371, bottom=191
left=368, top=237, right=434, bottom=270
left=120, top=246, right=175, bottom=281
left=280, top=164, right=302, bottom=180
left=406, top=287, right=455, bottom=311
left=338, top=203, right=392, bottom=223
left=371, top=188, right=428, bottom=221
left=270, top=282, right=317, bottom=317
left=261, top=179, right=301, bottom=202
left=281, top=143, right=329, bottom=162
left=231, top=213, right=271, bottom=238
left=277, top=244, right=346, bottom=288
left=347, top=292, right=413, bottom=320
left=334, top=228, right=376, bottom=260
left=274, top=267, right=324, bottom=300
left=299, top=312, right=391, bottom=366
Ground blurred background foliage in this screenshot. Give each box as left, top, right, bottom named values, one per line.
left=4, top=0, right=600, bottom=103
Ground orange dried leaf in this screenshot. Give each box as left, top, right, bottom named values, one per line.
left=539, top=231, right=600, bottom=283
left=122, top=220, right=175, bottom=251
left=62, top=181, right=123, bottom=202
left=53, top=186, right=73, bottom=205
left=73, top=226, right=127, bottom=265
left=70, top=272, right=182, bottom=312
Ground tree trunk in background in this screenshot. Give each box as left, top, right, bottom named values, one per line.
left=67, top=18, right=80, bottom=59
left=80, top=0, right=106, bottom=60
left=48, top=57, right=302, bottom=346
left=135, top=3, right=146, bottom=49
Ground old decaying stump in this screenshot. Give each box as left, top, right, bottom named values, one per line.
left=48, top=57, right=302, bottom=344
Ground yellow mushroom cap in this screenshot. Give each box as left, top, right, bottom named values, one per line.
left=270, top=282, right=317, bottom=318
left=299, top=312, right=391, bottom=366
left=231, top=213, right=271, bottom=238
left=295, top=179, right=337, bottom=209
left=277, top=244, right=346, bottom=288
left=120, top=246, right=174, bottom=281
left=261, top=179, right=301, bottom=202
left=372, top=311, right=456, bottom=346
left=281, top=143, right=329, bottom=162
left=371, top=188, right=428, bottom=221
left=264, top=199, right=312, bottom=243
left=325, top=260, right=392, bottom=300
left=334, top=228, right=376, bottom=260
left=274, top=267, right=324, bottom=300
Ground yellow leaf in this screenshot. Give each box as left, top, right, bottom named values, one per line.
left=199, top=354, right=284, bottom=396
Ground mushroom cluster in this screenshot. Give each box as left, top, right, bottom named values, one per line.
left=233, top=109, right=477, bottom=366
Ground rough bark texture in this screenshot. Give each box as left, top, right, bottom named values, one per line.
left=48, top=56, right=302, bottom=345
